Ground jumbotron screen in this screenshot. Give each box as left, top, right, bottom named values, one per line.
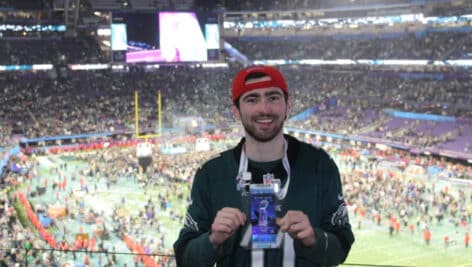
left=110, top=11, right=221, bottom=64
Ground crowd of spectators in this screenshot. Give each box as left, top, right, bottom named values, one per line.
left=0, top=8, right=471, bottom=265
left=0, top=67, right=233, bottom=140
left=0, top=134, right=236, bottom=266
left=0, top=131, right=470, bottom=266
left=0, top=37, right=109, bottom=65
left=1, top=28, right=470, bottom=66
left=0, top=153, right=64, bottom=266
left=1, top=65, right=471, bottom=154
left=336, top=146, right=472, bottom=247
left=226, top=30, right=472, bottom=60
left=1, top=58, right=471, bottom=267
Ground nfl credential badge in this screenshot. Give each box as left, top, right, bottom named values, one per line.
left=263, top=173, right=274, bottom=185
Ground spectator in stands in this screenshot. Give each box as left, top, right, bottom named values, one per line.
left=173, top=65, right=354, bottom=266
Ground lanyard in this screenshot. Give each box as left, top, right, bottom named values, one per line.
left=237, top=139, right=295, bottom=266
left=237, top=139, right=291, bottom=200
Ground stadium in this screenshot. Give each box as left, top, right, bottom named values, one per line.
left=0, top=0, right=471, bottom=266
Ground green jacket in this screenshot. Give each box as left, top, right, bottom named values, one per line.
left=174, top=135, right=354, bottom=267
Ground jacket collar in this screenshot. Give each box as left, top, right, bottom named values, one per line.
left=232, top=134, right=299, bottom=166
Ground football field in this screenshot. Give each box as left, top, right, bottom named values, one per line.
left=24, top=151, right=471, bottom=267
left=343, top=219, right=472, bottom=267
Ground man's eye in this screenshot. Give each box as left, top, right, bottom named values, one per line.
left=245, top=98, right=258, bottom=103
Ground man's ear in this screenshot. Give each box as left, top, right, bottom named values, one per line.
left=231, top=104, right=241, bottom=122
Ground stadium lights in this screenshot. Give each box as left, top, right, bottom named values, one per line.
left=32, top=64, right=53, bottom=70
left=201, top=62, right=228, bottom=68
left=111, top=65, right=125, bottom=70
left=97, top=28, right=111, bottom=36
left=9, top=58, right=470, bottom=73
left=298, top=59, right=328, bottom=65
left=307, top=59, right=356, bottom=65
left=334, top=59, right=356, bottom=65
left=381, top=60, right=429, bottom=66
left=445, top=60, right=472, bottom=66
left=254, top=59, right=297, bottom=65
left=253, top=59, right=464, bottom=67
left=145, top=64, right=160, bottom=69
left=0, top=65, right=34, bottom=71
left=69, top=64, right=109, bottom=70
left=255, top=59, right=432, bottom=66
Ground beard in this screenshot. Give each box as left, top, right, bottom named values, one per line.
left=241, top=113, right=285, bottom=143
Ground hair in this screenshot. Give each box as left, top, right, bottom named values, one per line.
left=233, top=72, right=288, bottom=108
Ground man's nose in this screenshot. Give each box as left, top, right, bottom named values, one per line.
left=257, top=98, right=272, bottom=112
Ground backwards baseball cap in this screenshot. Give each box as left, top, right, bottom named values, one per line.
left=232, top=65, right=288, bottom=102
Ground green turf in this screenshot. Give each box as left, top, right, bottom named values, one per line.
left=342, top=221, right=472, bottom=267
left=30, top=154, right=472, bottom=267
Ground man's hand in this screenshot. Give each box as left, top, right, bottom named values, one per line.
left=277, top=210, right=316, bottom=247
left=209, top=207, right=246, bottom=246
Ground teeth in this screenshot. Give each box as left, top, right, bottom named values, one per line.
left=257, top=119, right=272, bottom=123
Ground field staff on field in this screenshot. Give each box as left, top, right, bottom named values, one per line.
left=174, top=65, right=355, bottom=267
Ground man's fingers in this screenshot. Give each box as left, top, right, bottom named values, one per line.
left=211, top=222, right=233, bottom=234
left=277, top=211, right=305, bottom=231
left=296, top=227, right=314, bottom=240
left=219, top=207, right=246, bottom=226
left=278, top=211, right=316, bottom=246
left=286, top=220, right=308, bottom=234
left=213, top=217, right=236, bottom=232
left=285, top=210, right=304, bottom=217
left=277, top=211, right=311, bottom=234
left=287, top=221, right=303, bottom=233
left=210, top=208, right=246, bottom=246
left=214, top=208, right=246, bottom=232
left=277, top=216, right=290, bottom=232
left=217, top=214, right=246, bottom=232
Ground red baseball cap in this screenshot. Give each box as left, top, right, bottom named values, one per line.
left=232, top=65, right=288, bottom=102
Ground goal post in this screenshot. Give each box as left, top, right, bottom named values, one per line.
left=134, top=90, right=162, bottom=139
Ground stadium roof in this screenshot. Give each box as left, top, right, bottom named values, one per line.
left=85, top=0, right=470, bottom=13
left=0, top=0, right=468, bottom=11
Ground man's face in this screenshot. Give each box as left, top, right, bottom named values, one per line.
left=232, top=87, right=291, bottom=143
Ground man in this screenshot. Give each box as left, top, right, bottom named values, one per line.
left=174, top=65, right=354, bottom=266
